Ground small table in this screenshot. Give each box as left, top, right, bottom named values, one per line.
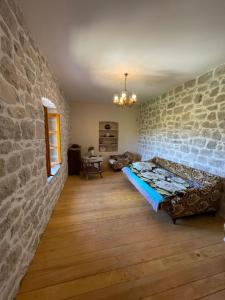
left=82, top=156, right=104, bottom=179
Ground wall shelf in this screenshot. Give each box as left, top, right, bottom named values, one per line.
left=99, top=121, right=118, bottom=152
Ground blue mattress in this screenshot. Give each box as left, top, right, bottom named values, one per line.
left=122, top=166, right=164, bottom=211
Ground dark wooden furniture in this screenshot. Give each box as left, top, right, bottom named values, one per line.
left=82, top=157, right=103, bottom=179
left=68, top=144, right=81, bottom=175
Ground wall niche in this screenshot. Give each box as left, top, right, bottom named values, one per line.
left=99, top=121, right=118, bottom=152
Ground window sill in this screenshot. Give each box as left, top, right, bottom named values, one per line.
left=47, top=164, right=61, bottom=183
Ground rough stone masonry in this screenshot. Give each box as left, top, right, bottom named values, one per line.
left=138, top=64, right=225, bottom=217
left=0, top=0, right=71, bottom=299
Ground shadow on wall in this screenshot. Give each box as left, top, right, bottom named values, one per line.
left=138, top=64, right=225, bottom=179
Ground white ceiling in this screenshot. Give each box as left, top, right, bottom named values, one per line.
left=20, top=0, right=225, bottom=103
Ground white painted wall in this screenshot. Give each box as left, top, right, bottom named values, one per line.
left=70, top=102, right=139, bottom=160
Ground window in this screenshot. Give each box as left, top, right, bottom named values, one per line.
left=43, top=102, right=61, bottom=178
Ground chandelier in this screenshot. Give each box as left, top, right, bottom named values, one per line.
left=113, top=73, right=137, bottom=106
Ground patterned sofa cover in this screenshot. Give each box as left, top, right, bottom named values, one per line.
left=109, top=151, right=140, bottom=171
left=123, top=157, right=223, bottom=223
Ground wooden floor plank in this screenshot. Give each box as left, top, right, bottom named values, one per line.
left=199, top=289, right=225, bottom=300
left=17, top=171, right=225, bottom=300
left=65, top=256, right=225, bottom=300
left=143, top=272, right=225, bottom=300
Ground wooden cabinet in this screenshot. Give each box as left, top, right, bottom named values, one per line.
left=99, top=121, right=118, bottom=152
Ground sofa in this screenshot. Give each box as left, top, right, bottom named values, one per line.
left=122, top=157, right=223, bottom=223
left=109, top=151, right=140, bottom=171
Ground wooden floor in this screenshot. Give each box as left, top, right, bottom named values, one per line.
left=17, top=171, right=225, bottom=300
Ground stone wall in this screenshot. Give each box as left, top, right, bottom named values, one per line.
left=138, top=64, right=225, bottom=216
left=0, top=0, right=71, bottom=299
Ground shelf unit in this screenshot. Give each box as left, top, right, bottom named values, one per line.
left=99, top=121, right=118, bottom=152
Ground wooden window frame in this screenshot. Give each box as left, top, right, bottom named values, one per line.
left=48, top=113, right=61, bottom=166
left=44, top=107, right=51, bottom=177
left=44, top=107, right=61, bottom=177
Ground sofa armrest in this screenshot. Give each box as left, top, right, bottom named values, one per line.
left=161, top=182, right=222, bottom=219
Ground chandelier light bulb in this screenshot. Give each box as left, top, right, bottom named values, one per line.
left=113, top=95, right=119, bottom=104
left=132, top=94, right=137, bottom=100
left=121, top=92, right=127, bottom=98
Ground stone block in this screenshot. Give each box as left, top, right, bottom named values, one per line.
left=215, top=94, right=225, bottom=103
left=0, top=116, right=15, bottom=139
left=192, top=138, right=206, bottom=148
left=6, top=154, right=21, bottom=173
left=0, top=159, right=6, bottom=177
left=211, top=130, right=222, bottom=141
left=0, top=240, right=10, bottom=262
left=191, top=147, right=199, bottom=154
left=0, top=19, right=10, bottom=38
left=19, top=167, right=31, bottom=186
left=167, top=101, right=176, bottom=109
left=197, top=113, right=207, bottom=120
left=184, top=79, right=196, bottom=89
left=25, top=104, right=38, bottom=119
left=1, top=35, right=12, bottom=58
left=174, top=106, right=183, bottom=114
left=180, top=145, right=190, bottom=153
left=197, top=156, right=208, bottom=164
left=210, top=80, right=219, bottom=88
left=7, top=106, right=26, bottom=119
left=21, top=120, right=35, bottom=139
left=22, top=149, right=35, bottom=165
left=184, top=104, right=194, bottom=112
left=215, top=64, right=225, bottom=77
left=25, top=67, right=35, bottom=84
left=35, top=120, right=45, bottom=139
left=0, top=141, right=13, bottom=154
left=207, top=112, right=216, bottom=121
left=7, top=0, right=24, bottom=27
left=217, top=111, right=225, bottom=121
left=198, top=71, right=213, bottom=84
left=219, top=121, right=225, bottom=129
left=0, top=79, right=18, bottom=104
left=0, top=263, right=10, bottom=286
left=210, top=159, right=225, bottom=168
left=182, top=112, right=191, bottom=121
left=14, top=122, right=22, bottom=141
left=0, top=102, right=4, bottom=113
left=0, top=56, right=18, bottom=89
left=203, top=98, right=213, bottom=106
left=0, top=175, right=17, bottom=202
left=206, top=105, right=218, bottom=111
left=207, top=141, right=217, bottom=150
left=193, top=94, right=202, bottom=104
left=174, top=85, right=183, bottom=94
left=7, top=206, right=20, bottom=223
left=0, top=0, right=18, bottom=38
left=6, top=244, right=22, bottom=272
left=14, top=40, right=24, bottom=58
left=37, top=157, right=45, bottom=169
left=0, top=200, right=11, bottom=219
left=181, top=95, right=192, bottom=104
left=202, top=121, right=217, bottom=129
left=209, top=87, right=219, bottom=97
